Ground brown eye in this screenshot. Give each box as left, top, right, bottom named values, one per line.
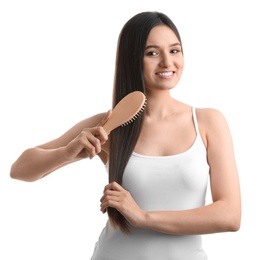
left=147, top=51, right=158, bottom=56
left=171, top=49, right=180, bottom=54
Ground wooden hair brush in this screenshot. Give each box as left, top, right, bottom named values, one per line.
left=101, top=91, right=147, bottom=134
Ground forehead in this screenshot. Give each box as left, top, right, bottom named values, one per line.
left=146, top=25, right=180, bottom=45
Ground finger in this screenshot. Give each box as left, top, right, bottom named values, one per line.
left=104, top=182, right=123, bottom=192
left=100, top=195, right=120, bottom=206
left=93, top=126, right=108, bottom=144
left=100, top=202, right=109, bottom=214
left=100, top=198, right=120, bottom=213
left=83, top=134, right=102, bottom=156
left=70, top=133, right=98, bottom=159
left=100, top=197, right=114, bottom=213
left=100, top=190, right=118, bottom=203
left=84, top=126, right=108, bottom=152
left=101, top=207, right=107, bottom=214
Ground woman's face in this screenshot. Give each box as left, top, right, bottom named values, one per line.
left=143, top=25, right=184, bottom=92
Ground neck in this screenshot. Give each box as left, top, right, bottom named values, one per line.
left=144, top=90, right=177, bottom=118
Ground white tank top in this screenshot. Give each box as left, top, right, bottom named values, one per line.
left=91, top=107, right=209, bottom=260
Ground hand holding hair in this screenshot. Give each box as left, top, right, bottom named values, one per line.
left=100, top=182, right=146, bottom=228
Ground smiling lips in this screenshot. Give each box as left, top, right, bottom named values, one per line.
left=156, top=71, right=174, bottom=77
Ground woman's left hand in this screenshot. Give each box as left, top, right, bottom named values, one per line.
left=100, top=182, right=146, bottom=228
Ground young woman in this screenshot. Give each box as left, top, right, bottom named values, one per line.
left=10, top=11, right=241, bottom=260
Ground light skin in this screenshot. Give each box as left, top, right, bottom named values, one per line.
left=10, top=25, right=241, bottom=235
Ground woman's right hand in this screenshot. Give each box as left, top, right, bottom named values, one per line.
left=65, top=110, right=112, bottom=161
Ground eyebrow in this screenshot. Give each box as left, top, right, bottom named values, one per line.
left=145, top=42, right=181, bottom=50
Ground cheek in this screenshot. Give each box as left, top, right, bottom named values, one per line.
left=143, top=62, right=154, bottom=80
left=143, top=72, right=150, bottom=86
left=176, top=59, right=184, bottom=74
left=180, top=62, right=184, bottom=72
left=180, top=56, right=184, bottom=69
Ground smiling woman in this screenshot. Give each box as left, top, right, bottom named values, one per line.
left=143, top=25, right=184, bottom=92
left=10, top=11, right=241, bottom=260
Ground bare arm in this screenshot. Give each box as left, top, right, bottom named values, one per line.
left=10, top=112, right=111, bottom=182
left=101, top=109, right=241, bottom=235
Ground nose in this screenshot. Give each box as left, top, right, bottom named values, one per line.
left=159, top=52, right=172, bottom=68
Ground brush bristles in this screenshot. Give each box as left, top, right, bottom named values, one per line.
left=121, top=98, right=147, bottom=127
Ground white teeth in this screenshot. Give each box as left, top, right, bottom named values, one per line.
left=158, top=71, right=173, bottom=76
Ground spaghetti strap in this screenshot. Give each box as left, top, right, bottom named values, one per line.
left=192, top=107, right=200, bottom=137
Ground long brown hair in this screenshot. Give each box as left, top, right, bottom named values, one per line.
left=108, top=11, right=182, bottom=233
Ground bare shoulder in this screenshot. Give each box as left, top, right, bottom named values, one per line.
left=195, top=107, right=231, bottom=146
left=196, top=107, right=227, bottom=125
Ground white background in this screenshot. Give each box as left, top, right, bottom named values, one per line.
left=1, top=0, right=272, bottom=259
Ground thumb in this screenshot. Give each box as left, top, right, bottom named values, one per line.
left=98, top=109, right=112, bottom=127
